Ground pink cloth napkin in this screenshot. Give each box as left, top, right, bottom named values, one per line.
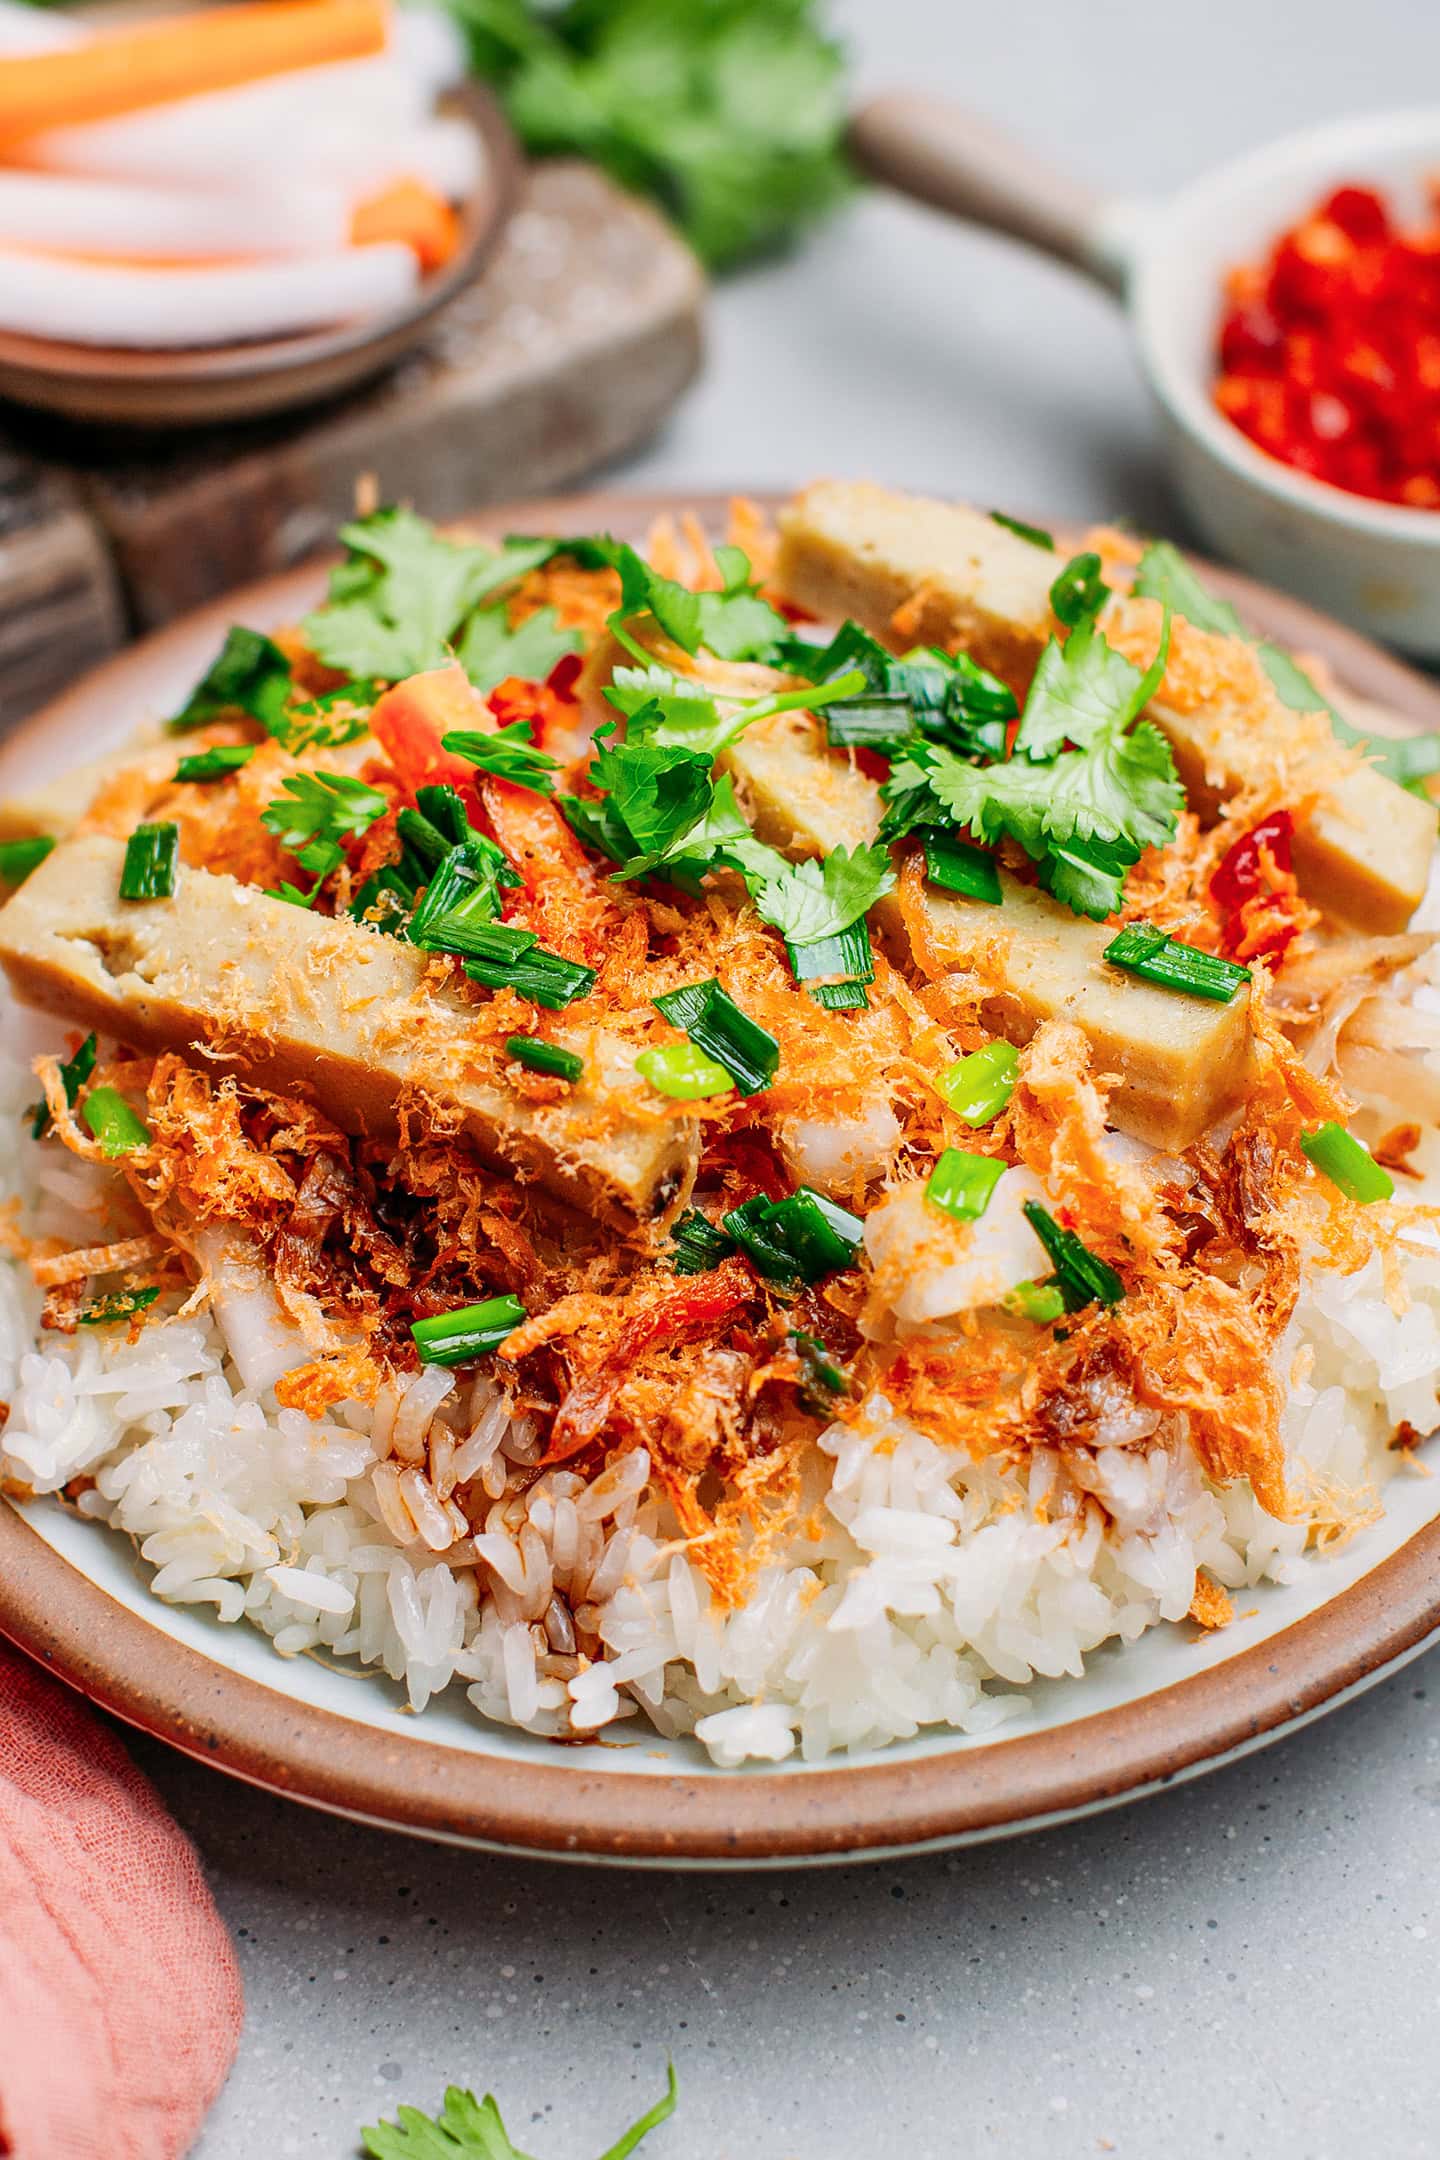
left=0, top=1644, right=243, bottom=2160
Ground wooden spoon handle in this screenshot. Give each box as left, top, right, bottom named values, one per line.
left=849, top=91, right=1127, bottom=293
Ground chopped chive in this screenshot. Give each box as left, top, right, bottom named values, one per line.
left=788, top=920, right=874, bottom=1010
left=1049, top=551, right=1111, bottom=630
left=395, top=806, right=453, bottom=874
left=0, top=834, right=55, bottom=886
left=1103, top=920, right=1251, bottom=1003
left=78, top=1285, right=160, bottom=1327
left=414, top=784, right=473, bottom=847
left=81, top=1086, right=151, bottom=1157
left=721, top=1187, right=862, bottom=1286
left=653, top=979, right=779, bottom=1097
left=30, top=1029, right=96, bottom=1140
left=790, top=1327, right=850, bottom=1412
left=167, top=624, right=291, bottom=735
left=939, top=1040, right=1019, bottom=1125
left=407, top=838, right=515, bottom=954
left=925, top=1147, right=1007, bottom=1223
left=118, top=820, right=179, bottom=902
left=636, top=1043, right=736, bottom=1100
left=1300, top=1122, right=1394, bottom=1205
left=411, top=1294, right=527, bottom=1367
left=1004, top=1278, right=1067, bottom=1324
left=811, top=980, right=871, bottom=1011
left=825, top=696, right=915, bottom=751
left=505, top=1035, right=583, bottom=1083
left=1022, top=1201, right=1124, bottom=1311
left=991, top=509, right=1056, bottom=551
left=461, top=922, right=597, bottom=1008
left=668, top=1208, right=737, bottom=1274
left=922, top=831, right=1003, bottom=904
left=172, top=743, right=257, bottom=784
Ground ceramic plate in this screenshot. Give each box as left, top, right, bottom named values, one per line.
left=4, top=490, right=1440, bottom=1867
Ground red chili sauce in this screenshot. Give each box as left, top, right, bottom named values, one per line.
left=1214, top=181, right=1440, bottom=509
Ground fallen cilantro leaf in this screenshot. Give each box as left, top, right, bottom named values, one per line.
left=734, top=838, right=895, bottom=948
left=363, top=2064, right=677, bottom=2160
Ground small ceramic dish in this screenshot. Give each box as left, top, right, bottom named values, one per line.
left=851, top=99, right=1440, bottom=657
left=0, top=79, right=521, bottom=429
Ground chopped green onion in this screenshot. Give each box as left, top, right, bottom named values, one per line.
left=0, top=834, right=55, bottom=886
left=1004, top=1278, right=1067, bottom=1324
left=414, top=784, right=473, bottom=847
left=407, top=838, right=512, bottom=954
left=172, top=743, right=257, bottom=784
left=395, top=806, right=452, bottom=874
left=505, top=1035, right=583, bottom=1082
left=81, top=1086, right=151, bottom=1157
left=411, top=1294, right=527, bottom=1367
left=722, top=1187, right=862, bottom=1286
left=668, top=1208, right=737, bottom=1274
left=653, top=979, right=780, bottom=1097
left=636, top=1043, right=736, bottom=1100
left=350, top=865, right=414, bottom=931
left=990, top=510, right=1055, bottom=551
left=939, top=1040, right=1019, bottom=1125
left=925, top=1147, right=1006, bottom=1223
left=30, top=1029, right=96, bottom=1140
left=787, top=919, right=874, bottom=1011
left=825, top=696, right=915, bottom=751
left=1103, top=921, right=1251, bottom=1003
left=1300, top=1122, right=1394, bottom=1205
left=1049, top=550, right=1111, bottom=629
left=78, top=1285, right=160, bottom=1327
left=168, top=624, right=291, bottom=734
left=461, top=923, right=597, bottom=1008
left=922, top=831, right=1002, bottom=904
left=790, top=1327, right=850, bottom=1412
left=1022, top=1201, right=1124, bottom=1311
left=118, top=821, right=179, bottom=902
left=810, top=980, right=871, bottom=1012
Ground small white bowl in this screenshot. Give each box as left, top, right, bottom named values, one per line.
left=852, top=98, right=1440, bottom=656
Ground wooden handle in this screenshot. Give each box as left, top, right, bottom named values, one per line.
left=849, top=91, right=1125, bottom=292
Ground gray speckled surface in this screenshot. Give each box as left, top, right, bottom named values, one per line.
left=150, top=0, right=1440, bottom=2150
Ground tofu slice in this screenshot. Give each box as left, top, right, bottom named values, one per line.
left=727, top=712, right=1251, bottom=1152
left=776, top=481, right=1435, bottom=934
left=0, top=835, right=697, bottom=1236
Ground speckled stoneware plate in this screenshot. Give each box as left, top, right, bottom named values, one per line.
left=5, top=490, right=1440, bottom=1868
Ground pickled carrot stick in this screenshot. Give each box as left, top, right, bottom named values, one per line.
left=351, top=178, right=459, bottom=272
left=0, top=0, right=387, bottom=147
left=0, top=242, right=418, bottom=347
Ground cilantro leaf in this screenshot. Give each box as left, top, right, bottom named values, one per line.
left=605, top=661, right=867, bottom=758
left=1014, top=613, right=1169, bottom=760
left=734, top=838, right=895, bottom=948
left=456, top=601, right=581, bottom=694
left=586, top=730, right=718, bottom=875
left=303, top=510, right=557, bottom=681
left=442, top=721, right=559, bottom=796
left=1133, top=539, right=1440, bottom=796
left=555, top=534, right=787, bottom=661
left=361, top=2063, right=677, bottom=2160
left=168, top=625, right=291, bottom=735
left=260, top=771, right=389, bottom=853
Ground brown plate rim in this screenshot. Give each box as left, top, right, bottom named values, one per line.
left=3, top=485, right=1440, bottom=1865
left=0, top=80, right=523, bottom=426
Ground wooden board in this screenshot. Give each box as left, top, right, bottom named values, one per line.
left=0, top=163, right=703, bottom=728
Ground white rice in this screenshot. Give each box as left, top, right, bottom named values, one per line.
left=3, top=992, right=1438, bottom=1768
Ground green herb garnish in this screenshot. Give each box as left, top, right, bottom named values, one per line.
left=667, top=1207, right=737, bottom=1273
left=1004, top=1278, right=1067, bottom=1324
left=362, top=2060, right=677, bottom=2160
left=173, top=743, right=257, bottom=784
left=462, top=923, right=597, bottom=1008
left=168, top=625, right=291, bottom=734
left=260, top=771, right=389, bottom=855
left=790, top=1327, right=850, bottom=1412
left=505, top=1034, right=583, bottom=1082
left=1049, top=551, right=1111, bottom=629
left=442, top=721, right=560, bottom=797
left=456, top=600, right=581, bottom=694
left=921, top=830, right=1002, bottom=903
left=1103, top=920, right=1251, bottom=1003
left=925, top=1147, right=1006, bottom=1223
left=1022, top=1201, right=1124, bottom=1312
left=938, top=1041, right=1019, bottom=1125
left=990, top=510, right=1055, bottom=550
left=721, top=1187, right=862, bottom=1286
left=78, top=1285, right=160, bottom=1327
left=635, top=1043, right=736, bottom=1099
left=1300, top=1122, right=1394, bottom=1205
left=81, top=1086, right=151, bottom=1157
left=411, top=1295, right=528, bottom=1368
left=652, top=978, right=779, bottom=1096
left=0, top=834, right=54, bottom=886
left=118, top=821, right=179, bottom=901
left=30, top=1030, right=96, bottom=1140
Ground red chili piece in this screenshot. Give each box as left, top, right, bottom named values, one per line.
left=1214, top=181, right=1440, bottom=508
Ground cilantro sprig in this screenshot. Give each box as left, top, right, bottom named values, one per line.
left=363, top=2062, right=677, bottom=2160
left=884, top=611, right=1180, bottom=920
left=443, top=721, right=561, bottom=796
left=260, top=771, right=389, bottom=908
